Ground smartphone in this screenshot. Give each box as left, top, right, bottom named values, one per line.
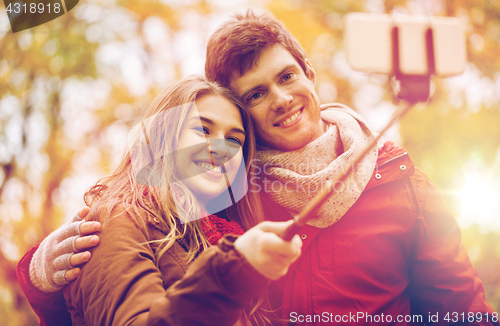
left=344, top=13, right=466, bottom=77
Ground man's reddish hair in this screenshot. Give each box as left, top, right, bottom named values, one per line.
left=205, top=10, right=310, bottom=88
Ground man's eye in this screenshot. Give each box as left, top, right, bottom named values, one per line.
left=248, top=92, right=261, bottom=102
left=283, top=72, right=293, bottom=81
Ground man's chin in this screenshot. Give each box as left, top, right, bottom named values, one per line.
left=258, top=137, right=310, bottom=152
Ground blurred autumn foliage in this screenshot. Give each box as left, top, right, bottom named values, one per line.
left=1, top=0, right=499, bottom=325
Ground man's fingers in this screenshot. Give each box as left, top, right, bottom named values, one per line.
left=78, top=207, right=90, bottom=219
left=65, top=267, right=81, bottom=282
left=75, top=235, right=100, bottom=251
left=70, top=251, right=91, bottom=267
left=79, top=221, right=101, bottom=236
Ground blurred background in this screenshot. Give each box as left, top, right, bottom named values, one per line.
left=1, top=0, right=499, bottom=324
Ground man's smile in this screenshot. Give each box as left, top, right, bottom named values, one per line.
left=275, top=108, right=303, bottom=127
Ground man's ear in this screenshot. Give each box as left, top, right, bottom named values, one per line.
left=305, top=59, right=317, bottom=86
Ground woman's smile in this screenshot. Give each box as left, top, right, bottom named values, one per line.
left=194, top=161, right=223, bottom=174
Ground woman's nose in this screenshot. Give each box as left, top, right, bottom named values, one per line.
left=207, top=138, right=228, bottom=158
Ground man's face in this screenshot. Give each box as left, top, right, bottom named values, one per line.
left=229, top=44, right=323, bottom=151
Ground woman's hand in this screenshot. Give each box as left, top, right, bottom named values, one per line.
left=30, top=207, right=101, bottom=292
left=234, top=220, right=302, bottom=280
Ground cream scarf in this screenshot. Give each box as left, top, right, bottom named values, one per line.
left=256, top=103, right=378, bottom=228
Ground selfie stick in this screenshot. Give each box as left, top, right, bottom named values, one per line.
left=280, top=25, right=435, bottom=241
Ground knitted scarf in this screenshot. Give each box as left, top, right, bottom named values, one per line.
left=201, top=214, right=244, bottom=245
left=256, top=103, right=378, bottom=228
left=171, top=185, right=244, bottom=245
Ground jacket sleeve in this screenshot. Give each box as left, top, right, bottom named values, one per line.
left=64, top=209, right=269, bottom=326
left=16, top=245, right=73, bottom=326
left=408, top=168, right=497, bottom=326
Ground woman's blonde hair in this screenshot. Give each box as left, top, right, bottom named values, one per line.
left=84, top=75, right=263, bottom=263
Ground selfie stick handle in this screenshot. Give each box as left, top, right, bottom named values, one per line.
left=281, top=100, right=415, bottom=241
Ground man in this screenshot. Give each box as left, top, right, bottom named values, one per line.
left=19, top=10, right=495, bottom=326
left=203, top=10, right=495, bottom=325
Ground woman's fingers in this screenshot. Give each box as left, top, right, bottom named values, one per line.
left=261, top=233, right=302, bottom=263
left=235, top=221, right=303, bottom=280
left=257, top=220, right=294, bottom=234
left=75, top=235, right=100, bottom=251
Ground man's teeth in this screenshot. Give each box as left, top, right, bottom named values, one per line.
left=278, top=110, right=301, bottom=126
left=196, top=163, right=222, bottom=173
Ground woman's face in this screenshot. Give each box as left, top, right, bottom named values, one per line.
left=175, top=95, right=246, bottom=204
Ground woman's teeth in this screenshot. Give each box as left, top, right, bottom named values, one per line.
left=196, top=163, right=222, bottom=173
left=278, top=110, right=301, bottom=126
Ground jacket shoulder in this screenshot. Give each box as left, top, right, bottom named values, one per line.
left=364, top=141, right=415, bottom=191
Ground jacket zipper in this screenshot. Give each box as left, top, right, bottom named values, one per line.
left=377, top=152, right=428, bottom=239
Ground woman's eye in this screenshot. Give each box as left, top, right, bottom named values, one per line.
left=227, top=137, right=243, bottom=146
left=193, top=126, right=209, bottom=134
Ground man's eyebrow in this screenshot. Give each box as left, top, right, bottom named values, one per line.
left=198, top=116, right=246, bottom=136
left=240, top=64, right=297, bottom=100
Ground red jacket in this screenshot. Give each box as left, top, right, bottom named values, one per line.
left=263, top=142, right=495, bottom=325
left=17, top=244, right=72, bottom=326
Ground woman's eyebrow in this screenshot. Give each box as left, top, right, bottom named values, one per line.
left=198, top=116, right=245, bottom=136
left=198, top=116, right=213, bottom=125
left=231, top=128, right=246, bottom=136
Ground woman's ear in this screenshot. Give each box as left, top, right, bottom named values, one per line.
left=305, top=59, right=317, bottom=86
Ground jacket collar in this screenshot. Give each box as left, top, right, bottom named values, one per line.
left=364, top=141, right=415, bottom=192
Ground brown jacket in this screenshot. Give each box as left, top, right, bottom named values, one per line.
left=63, top=207, right=268, bottom=326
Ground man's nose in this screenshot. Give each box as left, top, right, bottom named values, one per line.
left=269, top=85, right=293, bottom=111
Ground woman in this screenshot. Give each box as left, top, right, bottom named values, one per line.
left=18, top=75, right=302, bottom=326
